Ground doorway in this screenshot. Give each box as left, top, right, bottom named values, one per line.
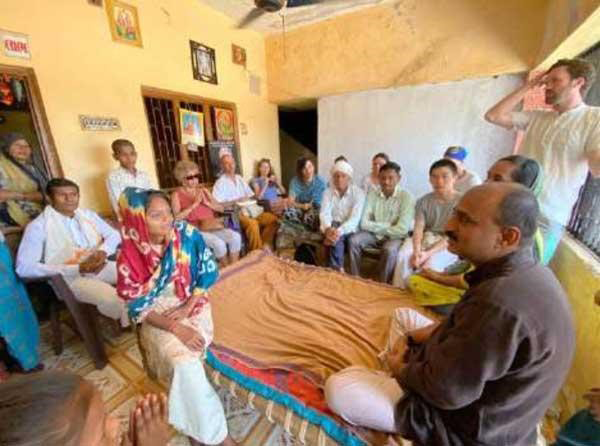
left=0, top=65, right=61, bottom=179
left=278, top=107, right=318, bottom=188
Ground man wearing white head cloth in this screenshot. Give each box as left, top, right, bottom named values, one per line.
left=319, top=160, right=366, bottom=270
left=212, top=149, right=278, bottom=250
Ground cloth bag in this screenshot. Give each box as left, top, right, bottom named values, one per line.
left=238, top=202, right=264, bottom=219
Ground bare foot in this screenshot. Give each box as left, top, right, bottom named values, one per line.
left=130, top=393, right=170, bottom=446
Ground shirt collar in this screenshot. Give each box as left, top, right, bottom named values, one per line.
left=378, top=184, right=402, bottom=199
left=464, top=248, right=536, bottom=287
left=119, top=166, right=138, bottom=176
left=333, top=184, right=352, bottom=198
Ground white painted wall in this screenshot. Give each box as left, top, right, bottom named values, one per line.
left=318, top=74, right=523, bottom=198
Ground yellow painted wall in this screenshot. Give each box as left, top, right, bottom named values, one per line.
left=0, top=0, right=280, bottom=213
left=265, top=0, right=548, bottom=104
left=536, top=0, right=600, bottom=68
left=549, top=237, right=600, bottom=423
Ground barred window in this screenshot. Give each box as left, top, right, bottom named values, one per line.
left=567, top=43, right=600, bottom=257
left=567, top=174, right=600, bottom=257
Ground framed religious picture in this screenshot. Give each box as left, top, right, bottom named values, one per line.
left=179, top=109, right=205, bottom=147
left=213, top=106, right=235, bottom=141
left=105, top=0, right=143, bottom=48
left=190, top=40, right=218, bottom=85
left=231, top=44, right=246, bottom=68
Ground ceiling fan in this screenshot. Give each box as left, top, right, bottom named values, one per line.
left=236, top=0, right=333, bottom=28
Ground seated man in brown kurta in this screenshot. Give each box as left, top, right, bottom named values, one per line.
left=325, top=182, right=575, bottom=446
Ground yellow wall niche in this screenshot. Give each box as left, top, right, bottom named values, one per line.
left=0, top=0, right=280, bottom=213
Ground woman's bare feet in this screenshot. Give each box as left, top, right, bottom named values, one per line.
left=124, top=393, right=170, bottom=446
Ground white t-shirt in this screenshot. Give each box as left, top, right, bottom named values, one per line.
left=454, top=169, right=482, bottom=194
left=212, top=174, right=253, bottom=203
left=106, top=167, right=154, bottom=214
left=512, top=104, right=600, bottom=225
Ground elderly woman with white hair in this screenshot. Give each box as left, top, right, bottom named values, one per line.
left=319, top=160, right=366, bottom=271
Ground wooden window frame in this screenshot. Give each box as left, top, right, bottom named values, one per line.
left=141, top=86, right=242, bottom=183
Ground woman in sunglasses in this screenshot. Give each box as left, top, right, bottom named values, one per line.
left=171, top=160, right=241, bottom=266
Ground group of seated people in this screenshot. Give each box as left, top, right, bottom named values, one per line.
left=0, top=132, right=578, bottom=446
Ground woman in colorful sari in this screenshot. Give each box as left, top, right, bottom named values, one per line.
left=0, top=133, right=48, bottom=227
left=116, top=187, right=235, bottom=446
left=0, top=231, right=40, bottom=379
left=408, top=155, right=545, bottom=313
left=276, top=157, right=326, bottom=251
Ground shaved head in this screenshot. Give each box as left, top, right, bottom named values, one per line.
left=445, top=182, right=539, bottom=265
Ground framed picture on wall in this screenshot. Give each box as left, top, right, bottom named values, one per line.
left=190, top=40, right=218, bottom=85
left=179, top=109, right=205, bottom=146
left=213, top=106, right=235, bottom=141
left=105, top=0, right=143, bottom=47
left=232, top=44, right=246, bottom=68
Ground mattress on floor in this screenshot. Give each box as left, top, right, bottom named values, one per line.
left=208, top=251, right=431, bottom=446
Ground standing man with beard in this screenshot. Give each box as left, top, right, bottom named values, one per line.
left=325, top=182, right=574, bottom=445
left=484, top=58, right=600, bottom=263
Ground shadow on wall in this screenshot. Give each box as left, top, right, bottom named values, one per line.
left=279, top=129, right=318, bottom=188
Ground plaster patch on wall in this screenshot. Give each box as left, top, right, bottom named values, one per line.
left=392, top=0, right=417, bottom=35
left=390, top=37, right=445, bottom=86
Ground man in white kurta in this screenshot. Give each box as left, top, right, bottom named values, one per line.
left=319, top=160, right=366, bottom=270
left=212, top=152, right=278, bottom=250
left=16, top=178, right=127, bottom=325
left=485, top=58, right=600, bottom=263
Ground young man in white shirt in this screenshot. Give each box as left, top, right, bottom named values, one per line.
left=17, top=178, right=127, bottom=325
left=212, top=152, right=278, bottom=251
left=106, top=139, right=154, bottom=219
left=485, top=58, right=600, bottom=263
left=319, top=160, right=366, bottom=271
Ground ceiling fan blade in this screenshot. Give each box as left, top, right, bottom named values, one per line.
left=285, top=0, right=335, bottom=7
left=236, top=8, right=267, bottom=28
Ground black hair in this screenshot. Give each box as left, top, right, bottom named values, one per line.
left=429, top=159, right=458, bottom=175
left=111, top=138, right=135, bottom=155
left=379, top=161, right=401, bottom=175
left=145, top=190, right=171, bottom=211
left=373, top=152, right=389, bottom=162
left=496, top=186, right=539, bottom=246
left=498, top=155, right=540, bottom=189
left=296, top=157, right=315, bottom=177
left=334, top=155, right=347, bottom=163
left=46, top=178, right=80, bottom=197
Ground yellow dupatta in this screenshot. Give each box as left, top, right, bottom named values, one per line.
left=0, top=155, right=43, bottom=226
